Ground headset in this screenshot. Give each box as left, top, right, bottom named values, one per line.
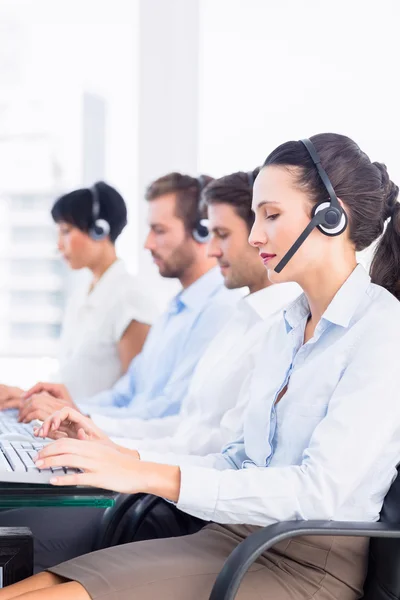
left=247, top=170, right=256, bottom=189
left=274, top=138, right=348, bottom=273
left=192, top=175, right=211, bottom=244
left=88, top=183, right=111, bottom=241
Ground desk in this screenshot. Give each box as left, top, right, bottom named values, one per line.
left=0, top=485, right=115, bottom=587
left=0, top=483, right=116, bottom=508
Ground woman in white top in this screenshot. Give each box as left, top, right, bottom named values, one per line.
left=52, top=182, right=158, bottom=399
left=6, top=133, right=400, bottom=600
left=0, top=182, right=158, bottom=406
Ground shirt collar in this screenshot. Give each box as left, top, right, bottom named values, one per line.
left=168, top=267, right=225, bottom=314
left=243, top=282, right=302, bottom=320
left=84, top=260, right=126, bottom=308
left=283, top=264, right=371, bottom=332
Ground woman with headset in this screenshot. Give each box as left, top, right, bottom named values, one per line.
left=51, top=181, right=159, bottom=400
left=4, top=133, right=400, bottom=600
left=0, top=182, right=158, bottom=406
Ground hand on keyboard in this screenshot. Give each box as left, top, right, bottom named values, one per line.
left=35, top=407, right=113, bottom=445
left=18, top=393, right=73, bottom=424
left=0, top=440, right=82, bottom=484
left=0, top=385, right=25, bottom=411
left=34, top=438, right=146, bottom=493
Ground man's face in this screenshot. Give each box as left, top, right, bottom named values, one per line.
left=207, top=203, right=265, bottom=289
left=144, top=193, right=197, bottom=278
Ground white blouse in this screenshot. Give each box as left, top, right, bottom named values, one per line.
left=56, top=260, right=159, bottom=401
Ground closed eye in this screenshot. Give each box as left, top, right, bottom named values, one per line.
left=266, top=214, right=279, bottom=221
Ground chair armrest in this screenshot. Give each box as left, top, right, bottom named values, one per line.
left=94, top=493, right=163, bottom=549
left=94, top=493, right=144, bottom=549
left=209, top=520, right=400, bottom=600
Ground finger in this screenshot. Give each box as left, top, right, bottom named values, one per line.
left=49, top=472, right=101, bottom=487
left=20, top=407, right=51, bottom=424
left=34, top=454, right=96, bottom=471
left=18, top=398, right=35, bottom=421
left=39, top=407, right=83, bottom=438
left=39, top=415, right=61, bottom=438
left=20, top=396, right=60, bottom=423
left=23, top=382, right=48, bottom=399
left=36, top=438, right=95, bottom=460
left=77, top=428, right=89, bottom=441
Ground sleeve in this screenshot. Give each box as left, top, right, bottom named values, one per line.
left=94, top=413, right=181, bottom=440
left=177, top=325, right=400, bottom=525
left=94, top=298, right=240, bottom=424
left=133, top=370, right=252, bottom=456
left=139, top=448, right=231, bottom=470
left=132, top=300, right=239, bottom=418
left=112, top=282, right=159, bottom=342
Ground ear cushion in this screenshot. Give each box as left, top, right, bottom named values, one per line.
left=89, top=219, right=111, bottom=240
left=192, top=219, right=210, bottom=244
left=312, top=201, right=348, bottom=237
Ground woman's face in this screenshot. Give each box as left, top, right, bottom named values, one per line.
left=249, top=165, right=339, bottom=285
left=57, top=222, right=98, bottom=269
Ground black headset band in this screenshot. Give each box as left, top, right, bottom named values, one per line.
left=90, top=184, right=100, bottom=222
left=300, top=139, right=340, bottom=211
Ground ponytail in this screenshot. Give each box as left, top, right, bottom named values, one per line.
left=370, top=197, right=400, bottom=300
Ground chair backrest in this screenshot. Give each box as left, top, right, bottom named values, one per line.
left=363, top=466, right=400, bottom=599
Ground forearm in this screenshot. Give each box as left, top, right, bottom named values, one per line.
left=140, top=461, right=181, bottom=503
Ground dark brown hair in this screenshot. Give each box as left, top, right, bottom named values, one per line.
left=263, top=133, right=400, bottom=299
left=145, top=172, right=213, bottom=233
left=201, top=169, right=260, bottom=232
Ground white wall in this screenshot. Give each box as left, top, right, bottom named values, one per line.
left=198, top=0, right=400, bottom=187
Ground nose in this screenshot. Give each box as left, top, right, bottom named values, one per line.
left=57, top=234, right=64, bottom=252
left=207, top=235, right=223, bottom=259
left=248, top=216, right=268, bottom=248
left=144, top=230, right=155, bottom=251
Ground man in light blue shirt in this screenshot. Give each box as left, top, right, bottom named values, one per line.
left=19, top=173, right=241, bottom=425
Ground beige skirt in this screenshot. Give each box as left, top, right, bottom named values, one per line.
left=48, top=523, right=369, bottom=600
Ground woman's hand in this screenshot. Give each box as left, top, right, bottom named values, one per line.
left=0, top=385, right=25, bottom=410
left=23, top=382, right=76, bottom=408
left=34, top=438, right=148, bottom=493
left=34, top=438, right=181, bottom=500
left=34, top=407, right=112, bottom=444
left=18, top=393, right=74, bottom=424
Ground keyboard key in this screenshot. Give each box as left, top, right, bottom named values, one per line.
left=2, top=446, right=26, bottom=472
left=0, top=450, right=12, bottom=472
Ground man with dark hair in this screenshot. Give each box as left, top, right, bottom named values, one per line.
left=17, top=172, right=241, bottom=427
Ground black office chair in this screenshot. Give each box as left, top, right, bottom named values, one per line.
left=209, top=466, right=400, bottom=600
left=94, top=494, right=165, bottom=549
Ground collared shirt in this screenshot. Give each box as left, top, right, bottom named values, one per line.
left=56, top=260, right=159, bottom=400
left=142, top=265, right=400, bottom=527
left=108, top=282, right=301, bottom=452
left=79, top=268, right=241, bottom=421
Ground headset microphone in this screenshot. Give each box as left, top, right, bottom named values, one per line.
left=192, top=175, right=211, bottom=244
left=88, top=183, right=111, bottom=241
left=274, top=138, right=347, bottom=273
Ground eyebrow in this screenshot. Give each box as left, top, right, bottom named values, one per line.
left=254, top=200, right=281, bottom=210
left=210, top=226, right=230, bottom=232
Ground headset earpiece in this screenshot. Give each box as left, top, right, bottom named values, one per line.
left=88, top=184, right=111, bottom=241
left=192, top=176, right=211, bottom=243
left=312, top=201, right=348, bottom=237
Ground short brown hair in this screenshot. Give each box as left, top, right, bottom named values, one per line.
left=201, top=169, right=260, bottom=232
left=145, top=172, right=214, bottom=233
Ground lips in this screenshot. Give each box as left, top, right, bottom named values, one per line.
left=260, top=253, right=276, bottom=265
